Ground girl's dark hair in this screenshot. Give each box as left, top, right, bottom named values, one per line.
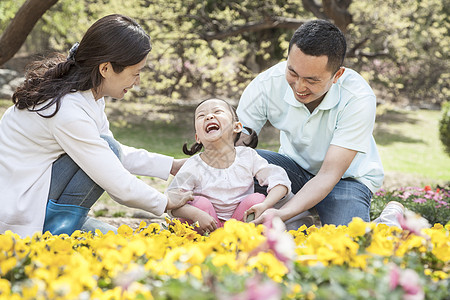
left=182, top=99, right=258, bottom=156
left=12, top=14, right=151, bottom=118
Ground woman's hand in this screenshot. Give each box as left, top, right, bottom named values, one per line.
left=193, top=210, right=218, bottom=234
left=166, top=189, right=193, bottom=210
left=170, top=158, right=187, bottom=176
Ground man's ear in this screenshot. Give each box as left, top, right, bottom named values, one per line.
left=99, top=62, right=110, bottom=78
left=332, top=67, right=345, bottom=84
left=233, top=122, right=243, bottom=133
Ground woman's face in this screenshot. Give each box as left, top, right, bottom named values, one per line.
left=194, top=99, right=242, bottom=147
left=96, top=56, right=147, bottom=100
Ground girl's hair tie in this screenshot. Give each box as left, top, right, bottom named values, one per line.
left=67, top=42, right=79, bottom=61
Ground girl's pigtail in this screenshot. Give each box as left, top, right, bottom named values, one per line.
left=234, top=126, right=258, bottom=148
left=182, top=142, right=203, bottom=156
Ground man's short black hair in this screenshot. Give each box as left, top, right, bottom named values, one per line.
left=288, top=19, right=346, bottom=74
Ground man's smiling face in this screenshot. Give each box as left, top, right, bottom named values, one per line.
left=285, top=45, right=344, bottom=111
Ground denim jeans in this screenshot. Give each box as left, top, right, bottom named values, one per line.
left=48, top=135, right=122, bottom=207
left=47, top=135, right=122, bottom=234
left=256, top=149, right=372, bottom=226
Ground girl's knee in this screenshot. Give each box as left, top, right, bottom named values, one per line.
left=190, top=196, right=214, bottom=211
left=242, top=193, right=265, bottom=206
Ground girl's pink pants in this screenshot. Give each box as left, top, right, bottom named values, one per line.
left=178, top=193, right=265, bottom=229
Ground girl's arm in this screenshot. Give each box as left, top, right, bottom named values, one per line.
left=262, top=184, right=288, bottom=208
left=245, top=148, right=291, bottom=220
left=244, top=184, right=288, bottom=220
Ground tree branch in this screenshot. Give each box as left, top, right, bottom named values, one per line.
left=302, top=0, right=328, bottom=19
left=0, top=0, right=58, bottom=66
left=200, top=17, right=308, bottom=41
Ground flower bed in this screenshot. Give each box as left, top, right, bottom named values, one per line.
left=371, top=186, right=449, bottom=225
left=0, top=214, right=449, bottom=299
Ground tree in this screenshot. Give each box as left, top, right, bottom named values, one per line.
left=302, top=0, right=352, bottom=32
left=0, top=0, right=58, bottom=66
left=0, top=0, right=447, bottom=106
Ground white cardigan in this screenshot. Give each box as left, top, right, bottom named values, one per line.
left=0, top=90, right=173, bottom=237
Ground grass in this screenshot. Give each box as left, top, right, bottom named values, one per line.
left=374, top=105, right=450, bottom=187
left=1, top=99, right=449, bottom=190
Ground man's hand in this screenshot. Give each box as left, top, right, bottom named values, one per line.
left=251, top=208, right=280, bottom=225
left=166, top=189, right=193, bottom=210
left=244, top=202, right=268, bottom=222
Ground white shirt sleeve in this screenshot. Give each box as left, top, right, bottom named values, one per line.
left=250, top=148, right=291, bottom=194
left=120, top=143, right=173, bottom=180
left=236, top=76, right=268, bottom=135
left=100, top=110, right=173, bottom=180
left=50, top=108, right=168, bottom=216
left=331, top=94, right=377, bottom=154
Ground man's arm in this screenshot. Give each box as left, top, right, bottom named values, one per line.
left=253, top=145, right=357, bottom=223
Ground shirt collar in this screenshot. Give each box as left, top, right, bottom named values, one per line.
left=317, top=82, right=340, bottom=110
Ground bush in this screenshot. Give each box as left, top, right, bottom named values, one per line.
left=439, top=101, right=450, bottom=156
left=371, top=185, right=450, bottom=225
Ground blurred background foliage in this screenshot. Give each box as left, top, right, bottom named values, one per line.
left=0, top=0, right=448, bottom=106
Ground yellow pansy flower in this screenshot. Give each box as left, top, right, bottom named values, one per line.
left=347, top=217, right=367, bottom=237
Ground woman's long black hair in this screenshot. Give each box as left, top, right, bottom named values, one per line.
left=182, top=99, right=258, bottom=155
left=12, top=14, right=151, bottom=118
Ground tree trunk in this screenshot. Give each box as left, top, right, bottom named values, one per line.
left=322, top=0, right=352, bottom=32
left=302, top=0, right=352, bottom=32
left=0, top=0, right=58, bottom=66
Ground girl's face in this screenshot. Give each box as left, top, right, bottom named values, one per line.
left=194, top=99, right=242, bottom=147
left=95, top=56, right=147, bottom=100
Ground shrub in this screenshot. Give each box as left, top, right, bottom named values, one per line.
left=439, top=101, right=450, bottom=156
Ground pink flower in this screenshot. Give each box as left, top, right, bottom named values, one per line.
left=412, top=198, right=426, bottom=204
left=398, top=210, right=430, bottom=236
left=230, top=275, right=282, bottom=300
left=264, top=215, right=296, bottom=264
left=389, top=263, right=400, bottom=290
left=113, top=265, right=146, bottom=292
left=399, top=269, right=422, bottom=296
left=389, top=264, right=424, bottom=300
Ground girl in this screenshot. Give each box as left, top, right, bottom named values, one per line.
left=0, top=14, right=192, bottom=237
left=167, top=98, right=291, bottom=234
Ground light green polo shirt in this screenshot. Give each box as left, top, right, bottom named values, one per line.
left=237, top=61, right=384, bottom=193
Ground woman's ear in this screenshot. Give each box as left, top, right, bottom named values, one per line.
left=233, top=122, right=243, bottom=133
left=195, top=133, right=200, bottom=144
left=98, top=62, right=110, bottom=78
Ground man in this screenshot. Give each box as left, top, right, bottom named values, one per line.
left=237, top=19, right=384, bottom=226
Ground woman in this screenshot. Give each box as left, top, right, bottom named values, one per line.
left=0, top=14, right=192, bottom=237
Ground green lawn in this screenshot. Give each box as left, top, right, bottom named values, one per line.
left=1, top=99, right=449, bottom=189
left=374, top=107, right=450, bottom=186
